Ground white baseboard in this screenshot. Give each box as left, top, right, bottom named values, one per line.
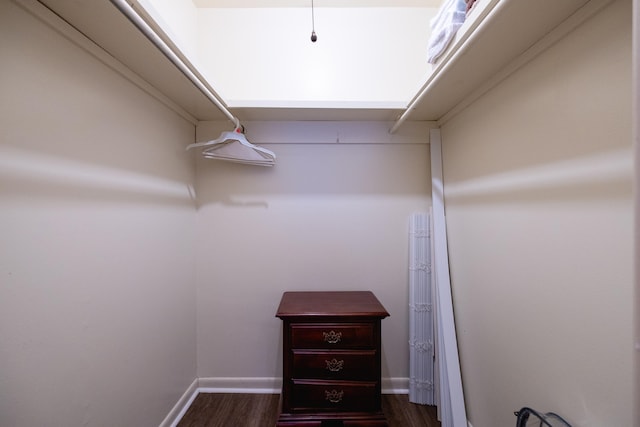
left=158, top=378, right=199, bottom=427
left=163, top=376, right=410, bottom=426
left=382, top=377, right=409, bottom=394
left=197, top=376, right=282, bottom=394
left=196, top=376, right=409, bottom=395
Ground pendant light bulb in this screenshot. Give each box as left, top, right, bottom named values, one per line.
left=309, top=0, right=317, bottom=43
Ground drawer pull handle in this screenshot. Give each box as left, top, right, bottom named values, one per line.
left=325, top=358, right=344, bottom=372
left=325, top=389, right=344, bottom=403
left=323, top=330, right=342, bottom=344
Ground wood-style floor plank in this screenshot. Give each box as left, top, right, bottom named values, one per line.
left=178, top=394, right=280, bottom=427
left=177, top=393, right=440, bottom=427
left=382, top=394, right=440, bottom=426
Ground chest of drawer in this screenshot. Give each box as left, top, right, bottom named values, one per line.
left=290, top=323, right=375, bottom=349
left=291, top=350, right=377, bottom=380
left=276, top=291, right=389, bottom=426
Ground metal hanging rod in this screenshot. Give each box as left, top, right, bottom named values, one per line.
left=109, top=0, right=239, bottom=126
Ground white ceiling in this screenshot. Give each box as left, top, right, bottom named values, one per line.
left=192, top=0, right=442, bottom=7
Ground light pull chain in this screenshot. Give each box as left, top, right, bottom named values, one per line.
left=310, top=0, right=317, bottom=42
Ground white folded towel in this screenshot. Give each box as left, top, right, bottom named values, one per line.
left=427, top=0, right=467, bottom=64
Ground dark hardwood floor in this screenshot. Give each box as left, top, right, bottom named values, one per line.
left=382, top=394, right=440, bottom=427
left=177, top=393, right=440, bottom=427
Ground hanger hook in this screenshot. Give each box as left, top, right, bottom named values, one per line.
left=233, top=117, right=243, bottom=133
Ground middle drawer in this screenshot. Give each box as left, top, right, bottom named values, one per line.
left=291, top=350, right=377, bottom=380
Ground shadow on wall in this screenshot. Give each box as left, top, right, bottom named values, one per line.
left=0, top=145, right=196, bottom=208
left=443, top=147, right=633, bottom=206
left=1, top=0, right=196, bottom=208
left=193, top=143, right=431, bottom=209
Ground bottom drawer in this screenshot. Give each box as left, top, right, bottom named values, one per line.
left=290, top=380, right=378, bottom=412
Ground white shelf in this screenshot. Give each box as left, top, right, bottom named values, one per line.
left=39, top=0, right=229, bottom=121
left=36, top=0, right=406, bottom=122
left=227, top=100, right=406, bottom=121
left=37, top=0, right=606, bottom=124
left=396, top=0, right=601, bottom=125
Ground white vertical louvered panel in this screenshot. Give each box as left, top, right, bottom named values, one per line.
left=409, top=212, right=435, bottom=405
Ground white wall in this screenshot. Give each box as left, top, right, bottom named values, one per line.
left=141, top=1, right=437, bottom=107
left=138, top=0, right=200, bottom=61
left=0, top=2, right=197, bottom=426
left=195, top=7, right=434, bottom=106
left=440, top=0, right=634, bottom=425
left=194, top=121, right=432, bottom=389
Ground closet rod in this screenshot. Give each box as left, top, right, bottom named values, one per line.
left=109, top=0, right=238, bottom=126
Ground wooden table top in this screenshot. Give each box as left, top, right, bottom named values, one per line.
left=276, top=291, right=389, bottom=318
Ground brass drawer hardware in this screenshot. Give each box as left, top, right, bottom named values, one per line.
left=323, top=330, right=342, bottom=344
left=325, top=389, right=344, bottom=403
left=325, top=358, right=344, bottom=372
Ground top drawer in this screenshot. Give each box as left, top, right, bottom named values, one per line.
left=290, top=323, right=375, bottom=349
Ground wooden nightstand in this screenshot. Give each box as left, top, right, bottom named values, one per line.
left=275, top=291, right=389, bottom=427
